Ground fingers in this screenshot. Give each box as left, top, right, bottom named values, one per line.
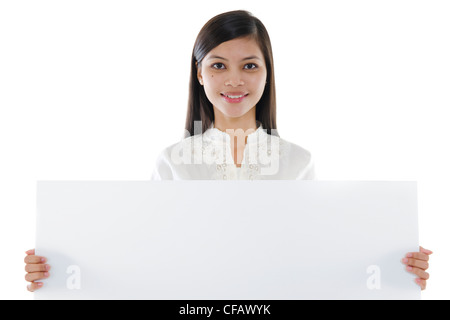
left=24, top=249, right=49, bottom=292
left=27, top=282, right=44, bottom=292
left=24, top=254, right=46, bottom=264
left=25, top=263, right=51, bottom=273
left=402, top=257, right=429, bottom=270
left=24, top=249, right=45, bottom=263
left=420, top=246, right=433, bottom=255
left=406, top=252, right=429, bottom=262
left=403, top=247, right=432, bottom=290
left=25, top=270, right=50, bottom=282
left=406, top=265, right=429, bottom=280
left=415, top=278, right=427, bottom=290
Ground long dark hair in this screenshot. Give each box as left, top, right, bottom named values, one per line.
left=184, top=10, right=278, bottom=138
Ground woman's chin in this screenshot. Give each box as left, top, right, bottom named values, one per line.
left=220, top=106, right=254, bottom=118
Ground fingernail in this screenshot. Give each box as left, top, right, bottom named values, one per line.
left=402, top=258, right=408, bottom=264
left=41, top=258, right=46, bottom=263
left=406, top=253, right=413, bottom=258
left=44, top=272, right=49, bottom=277
left=45, top=264, right=51, bottom=271
left=415, top=278, right=421, bottom=283
left=37, top=282, right=43, bottom=287
left=406, top=266, right=413, bottom=271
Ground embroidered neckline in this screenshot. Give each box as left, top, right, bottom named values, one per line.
left=185, top=121, right=288, bottom=180
left=203, top=121, right=266, bottom=145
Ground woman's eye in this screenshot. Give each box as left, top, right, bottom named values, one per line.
left=244, top=63, right=258, bottom=70
left=212, top=63, right=225, bottom=69
left=211, top=62, right=258, bottom=70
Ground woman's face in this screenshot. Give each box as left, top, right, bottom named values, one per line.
left=197, top=36, right=267, bottom=120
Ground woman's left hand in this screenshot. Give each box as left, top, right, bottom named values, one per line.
left=402, top=246, right=433, bottom=290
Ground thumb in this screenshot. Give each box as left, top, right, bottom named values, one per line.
left=420, top=246, right=433, bottom=255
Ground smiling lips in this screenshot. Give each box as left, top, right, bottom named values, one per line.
left=221, top=92, right=249, bottom=103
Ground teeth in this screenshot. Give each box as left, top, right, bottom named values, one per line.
left=225, top=94, right=246, bottom=99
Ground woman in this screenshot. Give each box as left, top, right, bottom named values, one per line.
left=150, top=10, right=314, bottom=181
left=25, top=10, right=432, bottom=292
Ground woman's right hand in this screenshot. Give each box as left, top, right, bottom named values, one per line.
left=24, top=249, right=50, bottom=292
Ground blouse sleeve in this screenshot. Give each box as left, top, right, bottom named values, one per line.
left=150, top=148, right=174, bottom=180
left=295, top=152, right=317, bottom=181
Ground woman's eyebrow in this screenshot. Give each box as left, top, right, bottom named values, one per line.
left=207, top=55, right=262, bottom=61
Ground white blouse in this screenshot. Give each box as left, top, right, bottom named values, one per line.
left=151, top=122, right=315, bottom=180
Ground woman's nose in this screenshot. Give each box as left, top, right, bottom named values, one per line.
left=225, top=72, right=244, bottom=87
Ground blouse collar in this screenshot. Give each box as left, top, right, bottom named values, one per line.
left=203, top=120, right=267, bottom=145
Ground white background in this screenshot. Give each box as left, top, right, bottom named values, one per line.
left=0, top=0, right=449, bottom=300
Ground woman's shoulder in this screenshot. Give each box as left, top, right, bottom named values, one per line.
left=276, top=136, right=315, bottom=180
left=151, top=134, right=215, bottom=180
left=152, top=135, right=200, bottom=170
left=155, top=134, right=200, bottom=160
left=276, top=135, right=312, bottom=162
left=151, top=138, right=190, bottom=180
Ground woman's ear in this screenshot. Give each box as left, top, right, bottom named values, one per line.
left=196, top=61, right=204, bottom=86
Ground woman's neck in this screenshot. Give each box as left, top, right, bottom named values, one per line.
left=212, top=105, right=258, bottom=134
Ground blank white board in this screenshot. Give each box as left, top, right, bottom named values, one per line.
left=35, top=181, right=420, bottom=300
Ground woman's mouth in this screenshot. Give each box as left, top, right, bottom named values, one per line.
left=221, top=93, right=249, bottom=103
